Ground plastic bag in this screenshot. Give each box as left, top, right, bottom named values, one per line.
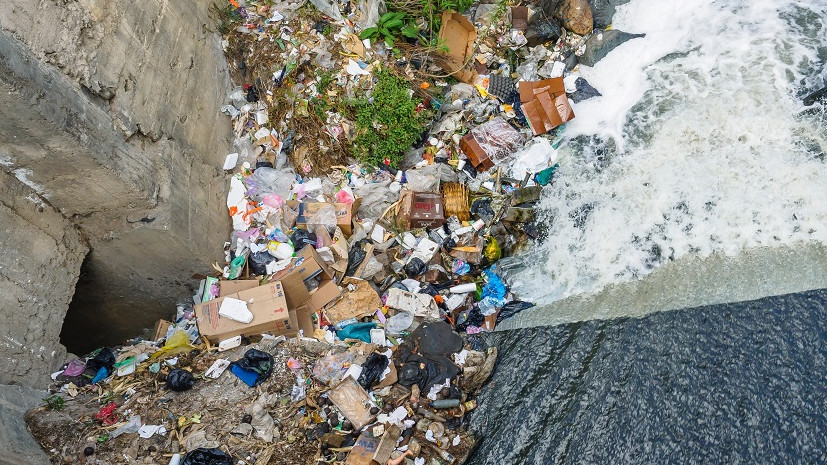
left=230, top=349, right=274, bottom=387
left=110, top=415, right=142, bottom=438
left=455, top=307, right=484, bottom=331
left=309, top=0, right=342, bottom=20
left=404, top=257, right=427, bottom=277
left=470, top=117, right=524, bottom=165
left=385, top=311, right=414, bottom=335
left=470, top=198, right=495, bottom=223
left=345, top=240, right=369, bottom=276
left=357, top=353, right=389, bottom=390
left=405, top=169, right=440, bottom=193
left=86, top=348, right=116, bottom=375
left=397, top=354, right=460, bottom=392
left=249, top=251, right=274, bottom=276
left=312, top=351, right=356, bottom=385
left=306, top=203, right=337, bottom=232
left=483, top=237, right=502, bottom=264
left=181, top=448, right=234, bottom=465
left=290, top=229, right=317, bottom=252
left=354, top=181, right=397, bottom=221
left=247, top=167, right=295, bottom=199
left=167, top=369, right=196, bottom=392
left=497, top=300, right=534, bottom=323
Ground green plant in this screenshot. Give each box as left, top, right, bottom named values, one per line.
left=359, top=12, right=419, bottom=48
left=351, top=68, right=434, bottom=167
left=43, top=394, right=65, bottom=412
left=386, top=0, right=473, bottom=47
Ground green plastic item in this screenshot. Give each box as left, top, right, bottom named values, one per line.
left=228, top=254, right=247, bottom=280
left=535, top=164, right=558, bottom=186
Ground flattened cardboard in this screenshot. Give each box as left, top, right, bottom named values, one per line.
left=328, top=376, right=377, bottom=430
left=346, top=425, right=401, bottom=465
left=437, top=11, right=478, bottom=83
left=519, top=78, right=575, bottom=135
left=195, top=281, right=297, bottom=343
left=323, top=278, right=382, bottom=325
left=271, top=246, right=341, bottom=313
left=218, top=279, right=260, bottom=297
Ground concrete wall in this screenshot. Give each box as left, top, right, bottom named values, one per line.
left=0, top=0, right=234, bottom=368
left=0, top=170, right=87, bottom=387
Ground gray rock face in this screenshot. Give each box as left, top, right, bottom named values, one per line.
left=0, top=384, right=50, bottom=465
left=579, top=29, right=645, bottom=67
left=0, top=170, right=87, bottom=387
left=0, top=0, right=233, bottom=385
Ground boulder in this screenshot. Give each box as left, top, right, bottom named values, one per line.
left=554, top=0, right=593, bottom=35
left=579, top=29, right=645, bottom=67
left=587, top=0, right=616, bottom=29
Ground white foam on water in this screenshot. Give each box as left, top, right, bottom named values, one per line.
left=514, top=0, right=827, bottom=304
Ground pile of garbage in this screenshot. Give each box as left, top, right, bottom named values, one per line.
left=27, top=0, right=644, bottom=463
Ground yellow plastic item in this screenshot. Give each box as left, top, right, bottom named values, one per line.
left=150, top=331, right=192, bottom=360
left=483, top=237, right=502, bottom=263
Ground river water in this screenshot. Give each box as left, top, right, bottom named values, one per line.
left=468, top=0, right=827, bottom=463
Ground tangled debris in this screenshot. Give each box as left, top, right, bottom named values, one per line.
left=27, top=0, right=644, bottom=463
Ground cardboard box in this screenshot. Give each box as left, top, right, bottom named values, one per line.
left=153, top=319, right=172, bottom=342
left=511, top=6, right=529, bottom=30
left=518, top=78, right=575, bottom=136
left=270, top=246, right=341, bottom=313
left=218, top=279, right=260, bottom=297
left=195, top=281, right=297, bottom=343
left=294, top=304, right=319, bottom=337
left=328, top=376, right=377, bottom=430
left=459, top=118, right=524, bottom=171
left=285, top=199, right=361, bottom=236
left=346, top=425, right=401, bottom=465
left=437, top=11, right=478, bottom=83
left=398, top=191, right=446, bottom=229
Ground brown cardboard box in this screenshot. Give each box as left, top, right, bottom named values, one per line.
left=328, top=376, right=377, bottom=430
left=518, top=77, right=566, bottom=102
left=397, top=191, right=447, bottom=229
left=293, top=304, right=319, bottom=336
left=511, top=6, right=529, bottom=30
left=346, top=425, right=402, bottom=465
left=437, top=11, right=478, bottom=83
left=195, top=281, right=297, bottom=343
left=218, top=279, right=260, bottom=297
left=459, top=132, right=495, bottom=171
left=285, top=200, right=361, bottom=236
left=153, top=319, right=172, bottom=342
left=459, top=118, right=524, bottom=170
left=270, top=246, right=341, bottom=313
left=519, top=78, right=575, bottom=135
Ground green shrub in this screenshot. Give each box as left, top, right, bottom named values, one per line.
left=351, top=68, right=433, bottom=167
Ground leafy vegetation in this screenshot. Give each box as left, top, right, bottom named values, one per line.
left=351, top=68, right=433, bottom=167
left=43, top=394, right=65, bottom=411
left=386, top=0, right=473, bottom=47
left=359, top=12, right=419, bottom=48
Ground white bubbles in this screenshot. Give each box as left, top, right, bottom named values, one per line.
left=516, top=0, right=827, bottom=304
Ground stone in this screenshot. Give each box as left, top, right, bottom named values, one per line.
left=579, top=29, right=645, bottom=67
left=0, top=384, right=51, bottom=465
left=554, top=0, right=594, bottom=35
left=587, top=0, right=616, bottom=29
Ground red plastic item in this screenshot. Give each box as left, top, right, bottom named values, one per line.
left=95, top=402, right=118, bottom=426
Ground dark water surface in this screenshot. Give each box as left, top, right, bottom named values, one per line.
left=468, top=289, right=827, bottom=464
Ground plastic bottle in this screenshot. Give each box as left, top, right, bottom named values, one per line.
left=430, top=399, right=460, bottom=409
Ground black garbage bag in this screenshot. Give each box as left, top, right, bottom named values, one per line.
left=290, top=229, right=317, bottom=252
left=397, top=354, right=460, bottom=392
left=569, top=77, right=602, bottom=103
left=86, top=348, right=116, bottom=375
left=167, top=369, right=196, bottom=392
left=181, top=448, right=234, bottom=465
left=249, top=251, right=274, bottom=276
left=497, top=300, right=535, bottom=323
left=455, top=307, right=484, bottom=332
left=345, top=239, right=369, bottom=277
left=404, top=257, right=427, bottom=277
left=229, top=349, right=273, bottom=387
left=470, top=198, right=495, bottom=223
left=357, top=353, right=389, bottom=390
left=408, top=321, right=463, bottom=356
